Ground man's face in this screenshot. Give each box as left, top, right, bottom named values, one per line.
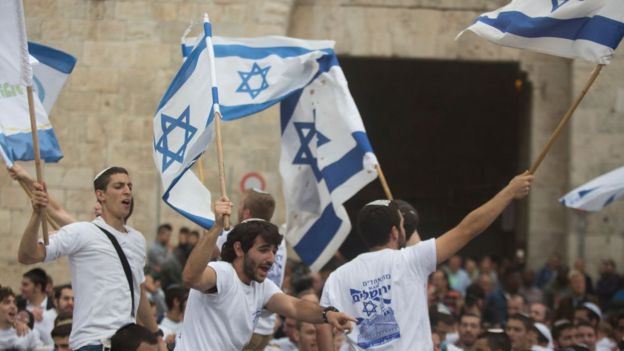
left=298, top=322, right=318, bottom=351
left=570, top=274, right=586, bottom=296
left=458, top=315, right=481, bottom=347
left=473, top=338, right=492, bottom=351
left=53, top=336, right=71, bottom=351
left=449, top=256, right=462, bottom=272
left=20, top=278, right=38, bottom=300
left=505, top=319, right=528, bottom=350
left=614, top=318, right=624, bottom=344
left=242, top=236, right=276, bottom=283
left=507, top=296, right=526, bottom=317
left=56, top=288, right=74, bottom=314
left=158, top=229, right=172, bottom=245
left=530, top=303, right=547, bottom=323
left=431, top=271, right=447, bottom=291
left=574, top=309, right=590, bottom=325
left=556, top=327, right=576, bottom=348
left=576, top=326, right=596, bottom=350
left=188, top=234, right=199, bottom=246
left=0, top=295, right=17, bottom=325
left=97, top=173, right=133, bottom=220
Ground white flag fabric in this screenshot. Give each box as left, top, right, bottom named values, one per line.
left=560, top=166, right=624, bottom=211
left=460, top=0, right=624, bottom=64
left=280, top=64, right=378, bottom=271
left=0, top=42, right=74, bottom=167
left=0, top=0, right=32, bottom=86
left=153, top=20, right=217, bottom=228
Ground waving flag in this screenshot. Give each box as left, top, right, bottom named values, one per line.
left=29, top=42, right=77, bottom=113
left=280, top=58, right=378, bottom=271
left=460, top=0, right=624, bottom=64
left=0, top=0, right=32, bottom=87
left=560, top=166, right=624, bottom=211
left=153, top=18, right=218, bottom=228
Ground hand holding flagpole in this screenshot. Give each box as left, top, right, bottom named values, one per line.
left=203, top=13, right=230, bottom=229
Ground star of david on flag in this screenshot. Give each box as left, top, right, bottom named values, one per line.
left=236, top=62, right=271, bottom=99
left=153, top=17, right=218, bottom=229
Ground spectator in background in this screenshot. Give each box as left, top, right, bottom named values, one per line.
left=148, top=224, right=175, bottom=274
left=17, top=268, right=55, bottom=347
left=595, top=321, right=617, bottom=351
left=529, top=302, right=551, bottom=326
left=552, top=320, right=576, bottom=349
left=534, top=254, right=562, bottom=290
left=575, top=321, right=597, bottom=351
left=485, top=270, right=523, bottom=327
left=53, top=284, right=74, bottom=317
left=506, top=294, right=528, bottom=318
left=446, top=255, right=472, bottom=297
left=448, top=313, right=482, bottom=351
left=530, top=322, right=553, bottom=351
left=144, top=274, right=167, bottom=320
left=111, top=323, right=158, bottom=351
left=574, top=302, right=602, bottom=329
left=0, top=286, right=41, bottom=350
left=505, top=313, right=533, bottom=351
left=465, top=258, right=480, bottom=282
left=596, top=259, right=620, bottom=309
left=480, top=256, right=499, bottom=289
left=519, top=270, right=543, bottom=304
left=51, top=320, right=72, bottom=351
left=556, top=270, right=598, bottom=322
left=430, top=309, right=458, bottom=348
left=187, top=230, right=199, bottom=248
left=430, top=269, right=463, bottom=316
left=474, top=329, right=511, bottom=351
left=462, top=284, right=486, bottom=318
left=573, top=258, right=594, bottom=295
left=159, top=286, right=188, bottom=349
left=173, top=227, right=191, bottom=267
left=478, top=272, right=495, bottom=298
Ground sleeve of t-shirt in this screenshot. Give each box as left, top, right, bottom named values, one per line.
left=403, top=238, right=437, bottom=280
left=43, top=224, right=86, bottom=262
left=320, top=275, right=334, bottom=307
left=209, top=261, right=234, bottom=296
left=215, top=229, right=229, bottom=252
left=261, top=279, right=282, bottom=307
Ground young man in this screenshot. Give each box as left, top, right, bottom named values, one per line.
left=0, top=287, right=41, bottom=350
left=17, top=167, right=164, bottom=351
left=54, top=284, right=74, bottom=316
left=175, top=197, right=354, bottom=350
left=17, top=267, right=56, bottom=346
left=505, top=314, right=533, bottom=351
left=215, top=189, right=289, bottom=351
left=111, top=323, right=159, bottom=351
left=317, top=172, right=533, bottom=350
left=447, top=313, right=482, bottom=351
left=552, top=320, right=577, bottom=349
left=159, top=286, right=188, bottom=348
left=51, top=321, right=72, bottom=351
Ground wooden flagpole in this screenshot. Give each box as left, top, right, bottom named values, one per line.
left=375, top=164, right=394, bottom=200
left=214, top=110, right=230, bottom=228
left=17, top=179, right=60, bottom=230
left=529, top=64, right=604, bottom=174
left=26, top=86, right=49, bottom=244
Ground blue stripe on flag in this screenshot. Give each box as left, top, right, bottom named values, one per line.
left=157, top=37, right=207, bottom=111
left=211, top=86, right=219, bottom=104
left=214, top=44, right=334, bottom=60
left=28, top=42, right=77, bottom=74
left=477, top=12, right=624, bottom=49
left=293, top=204, right=342, bottom=265
left=204, top=22, right=212, bottom=37
left=0, top=129, right=63, bottom=163
left=322, top=132, right=373, bottom=193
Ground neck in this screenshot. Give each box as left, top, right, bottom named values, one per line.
left=30, top=292, right=45, bottom=306
left=369, top=242, right=397, bottom=252
left=166, top=309, right=182, bottom=322
left=101, top=212, right=126, bottom=232
left=232, top=260, right=252, bottom=285
left=0, top=319, right=10, bottom=330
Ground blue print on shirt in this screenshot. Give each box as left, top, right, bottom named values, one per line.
left=350, top=273, right=400, bottom=349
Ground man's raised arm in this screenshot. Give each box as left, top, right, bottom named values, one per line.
left=17, top=182, right=48, bottom=264
left=435, top=172, right=533, bottom=263
left=182, top=197, right=231, bottom=292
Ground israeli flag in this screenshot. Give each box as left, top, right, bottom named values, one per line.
left=560, top=166, right=624, bottom=212
left=153, top=19, right=217, bottom=228
left=280, top=57, right=378, bottom=271
left=0, top=42, right=74, bottom=166
left=460, top=0, right=624, bottom=64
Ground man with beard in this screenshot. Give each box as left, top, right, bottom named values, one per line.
left=448, top=313, right=483, bottom=350
left=317, top=172, right=533, bottom=350
left=175, top=197, right=354, bottom=351
left=17, top=167, right=164, bottom=351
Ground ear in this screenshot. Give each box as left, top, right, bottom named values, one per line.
left=95, top=189, right=105, bottom=202
left=234, top=241, right=244, bottom=258
left=242, top=208, right=251, bottom=220
left=390, top=226, right=399, bottom=242
left=173, top=297, right=180, bottom=308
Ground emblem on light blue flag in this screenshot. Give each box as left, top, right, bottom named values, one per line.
left=236, top=62, right=271, bottom=99
left=154, top=106, right=197, bottom=172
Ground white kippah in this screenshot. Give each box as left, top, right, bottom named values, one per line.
left=240, top=218, right=266, bottom=224
left=93, top=166, right=114, bottom=182
left=250, top=187, right=269, bottom=194
left=365, top=199, right=391, bottom=207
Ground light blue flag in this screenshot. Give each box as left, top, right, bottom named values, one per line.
left=560, top=166, right=624, bottom=211
left=460, top=0, right=624, bottom=64
left=0, top=42, right=75, bottom=166
left=153, top=18, right=217, bottom=228
left=279, top=56, right=378, bottom=271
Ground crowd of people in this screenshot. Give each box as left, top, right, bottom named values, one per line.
left=0, top=164, right=621, bottom=351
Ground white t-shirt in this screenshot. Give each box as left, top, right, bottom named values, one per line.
left=25, top=297, right=54, bottom=348
left=43, top=217, right=146, bottom=350
left=0, top=327, right=42, bottom=350
left=159, top=317, right=182, bottom=340
left=175, top=261, right=281, bottom=351
left=264, top=336, right=298, bottom=350
left=320, top=239, right=437, bottom=351
left=216, top=229, right=288, bottom=336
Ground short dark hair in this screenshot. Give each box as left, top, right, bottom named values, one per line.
left=394, top=199, right=419, bottom=240
left=357, top=200, right=401, bottom=248
left=157, top=223, right=173, bottom=235
left=54, top=284, right=72, bottom=300
left=221, top=221, right=282, bottom=263
left=508, top=313, right=534, bottom=331
left=51, top=322, right=71, bottom=338
left=179, top=226, right=190, bottom=235
left=477, top=330, right=511, bottom=351
left=242, top=189, right=275, bottom=221
left=164, top=286, right=188, bottom=310
left=23, top=268, right=48, bottom=293
left=111, top=323, right=157, bottom=351
left=0, top=287, right=15, bottom=302
left=460, top=312, right=482, bottom=325
left=552, top=320, right=575, bottom=341
left=93, top=166, right=129, bottom=192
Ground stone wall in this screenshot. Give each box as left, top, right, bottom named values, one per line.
left=0, top=0, right=622, bottom=288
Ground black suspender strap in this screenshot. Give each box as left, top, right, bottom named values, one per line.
left=94, top=224, right=135, bottom=317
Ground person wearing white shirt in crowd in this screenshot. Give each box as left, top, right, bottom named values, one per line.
left=317, top=172, right=533, bottom=351
left=446, top=255, right=472, bottom=297
left=175, top=197, right=354, bottom=351
left=214, top=188, right=288, bottom=351
left=447, top=313, right=483, bottom=351
left=16, top=268, right=55, bottom=348
left=17, top=166, right=165, bottom=351
left=0, top=286, right=42, bottom=350
left=159, top=286, right=187, bottom=349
